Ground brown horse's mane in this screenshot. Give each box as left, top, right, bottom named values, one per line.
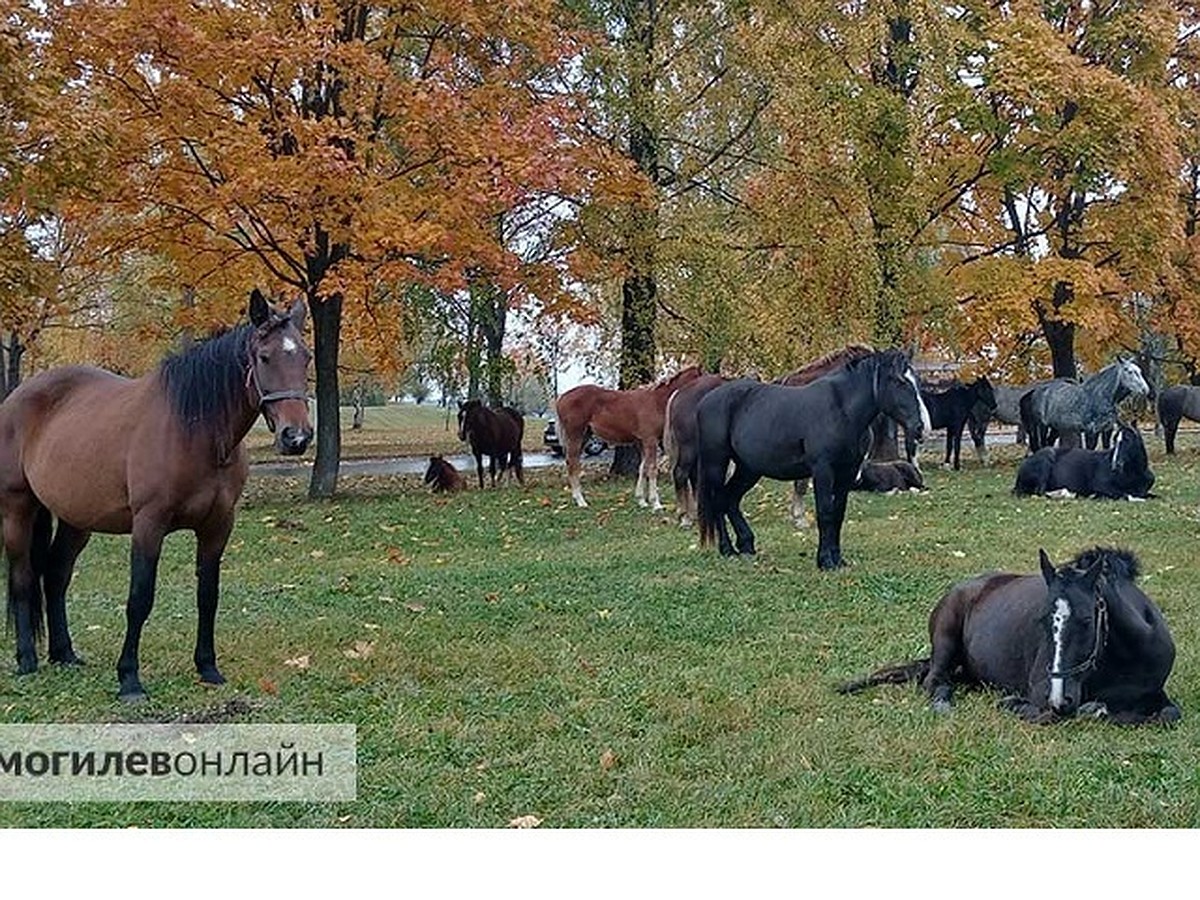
left=649, top=365, right=702, bottom=391
left=775, top=344, right=875, bottom=386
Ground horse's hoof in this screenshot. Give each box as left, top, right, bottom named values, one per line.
left=931, top=698, right=952, bottom=714
left=198, top=668, right=226, bottom=686
left=118, top=689, right=149, bottom=704
left=15, top=660, right=38, bottom=676
left=1078, top=701, right=1109, bottom=719
left=50, top=652, right=86, bottom=667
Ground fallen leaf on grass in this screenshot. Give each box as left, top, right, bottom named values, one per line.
left=404, top=602, right=426, bottom=613
left=283, top=654, right=311, bottom=670
left=310, top=549, right=326, bottom=559
left=483, top=592, right=501, bottom=604
left=344, top=640, right=375, bottom=660
left=599, top=748, right=617, bottom=771
left=507, top=814, right=542, bottom=829
left=386, top=547, right=410, bottom=565
left=257, top=677, right=279, bottom=696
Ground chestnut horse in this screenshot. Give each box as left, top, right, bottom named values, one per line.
left=0, top=290, right=313, bottom=701
left=556, top=366, right=703, bottom=509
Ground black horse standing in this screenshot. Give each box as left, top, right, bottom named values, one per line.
left=457, top=400, right=524, bottom=489
left=1013, top=423, right=1154, bottom=500
left=904, top=377, right=996, bottom=471
left=840, top=547, right=1179, bottom=724
left=696, top=349, right=930, bottom=568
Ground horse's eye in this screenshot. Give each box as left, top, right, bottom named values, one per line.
left=259, top=353, right=271, bottom=364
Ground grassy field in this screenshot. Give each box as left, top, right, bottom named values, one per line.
left=4, top=428, right=1200, bottom=828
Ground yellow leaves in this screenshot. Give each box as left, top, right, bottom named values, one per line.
left=283, top=654, right=311, bottom=670
left=343, top=640, right=375, bottom=660
left=506, top=814, right=542, bottom=828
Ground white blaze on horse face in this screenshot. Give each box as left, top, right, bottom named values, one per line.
left=1111, top=428, right=1124, bottom=471
left=906, top=368, right=933, bottom=435
left=1049, top=597, right=1071, bottom=709
left=282, top=336, right=299, bottom=354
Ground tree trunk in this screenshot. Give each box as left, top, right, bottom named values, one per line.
left=351, top=381, right=364, bottom=429
left=308, top=291, right=343, bottom=499
left=1039, top=281, right=1078, bottom=378
left=2, top=333, right=24, bottom=400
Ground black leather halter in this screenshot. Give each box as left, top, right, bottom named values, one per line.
left=245, top=354, right=310, bottom=432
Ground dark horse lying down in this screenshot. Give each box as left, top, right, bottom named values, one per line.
left=697, top=349, right=929, bottom=568
left=1013, top=423, right=1154, bottom=500
left=423, top=455, right=464, bottom=493
left=852, top=460, right=924, bottom=493
left=839, top=547, right=1179, bottom=724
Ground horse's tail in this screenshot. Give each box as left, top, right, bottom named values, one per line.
left=837, top=658, right=930, bottom=695
left=7, top=504, right=52, bottom=639
left=662, top=390, right=678, bottom=468
left=695, top=391, right=734, bottom=547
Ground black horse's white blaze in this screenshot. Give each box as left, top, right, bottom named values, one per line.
left=1049, top=597, right=1071, bottom=710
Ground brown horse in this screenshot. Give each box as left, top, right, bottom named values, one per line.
left=556, top=366, right=703, bottom=509
left=457, top=400, right=524, bottom=489
left=0, top=290, right=312, bottom=701
left=423, top=455, right=465, bottom=493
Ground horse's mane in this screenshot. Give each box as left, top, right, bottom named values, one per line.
left=776, top=344, right=875, bottom=385
left=651, top=365, right=702, bottom=390
left=159, top=324, right=254, bottom=430
left=1067, top=546, right=1141, bottom=582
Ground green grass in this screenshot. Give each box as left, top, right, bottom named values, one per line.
left=4, top=435, right=1200, bottom=827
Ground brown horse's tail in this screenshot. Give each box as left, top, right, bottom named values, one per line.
left=836, top=658, right=930, bottom=694
left=7, top=504, right=52, bottom=639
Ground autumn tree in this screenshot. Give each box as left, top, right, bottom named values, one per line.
left=49, top=0, right=618, bottom=497
left=940, top=0, right=1185, bottom=378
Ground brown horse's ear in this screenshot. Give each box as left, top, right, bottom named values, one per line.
left=249, top=289, right=271, bottom=327
left=1038, top=549, right=1056, bottom=585
left=288, top=298, right=307, bottom=330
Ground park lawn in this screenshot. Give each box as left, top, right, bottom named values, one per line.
left=3, top=438, right=1200, bottom=827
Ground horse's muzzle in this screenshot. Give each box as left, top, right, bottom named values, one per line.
left=278, top=426, right=313, bottom=456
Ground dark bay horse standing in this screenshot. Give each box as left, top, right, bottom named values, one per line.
left=457, top=400, right=524, bottom=489
left=840, top=548, right=1179, bottom=724
left=1157, top=384, right=1200, bottom=454
left=1023, top=359, right=1149, bottom=451
left=904, top=377, right=996, bottom=470
left=0, top=291, right=312, bottom=701
left=663, top=373, right=728, bottom=526
left=696, top=349, right=930, bottom=568
left=556, top=366, right=703, bottom=510
left=1013, top=423, right=1154, bottom=500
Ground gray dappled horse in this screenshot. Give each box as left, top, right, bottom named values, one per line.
left=1023, top=359, right=1149, bottom=451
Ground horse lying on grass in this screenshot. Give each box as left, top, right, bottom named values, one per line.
left=1013, top=423, right=1154, bottom=500
left=423, top=456, right=464, bottom=493
left=851, top=460, right=924, bottom=493
left=839, top=547, right=1179, bottom=724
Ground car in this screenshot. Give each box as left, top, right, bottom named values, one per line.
left=543, top=420, right=606, bottom=457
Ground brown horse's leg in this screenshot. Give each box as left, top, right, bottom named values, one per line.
left=3, top=497, right=41, bottom=675
left=194, top=520, right=234, bottom=686
left=790, top=479, right=810, bottom=529
left=512, top=448, right=524, bottom=486
left=116, top=519, right=165, bottom=702
left=639, top=442, right=664, bottom=510
left=474, top=450, right=485, bottom=490
left=564, top=433, right=587, bottom=507
left=43, top=521, right=90, bottom=665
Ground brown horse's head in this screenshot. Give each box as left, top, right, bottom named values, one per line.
left=248, top=290, right=313, bottom=455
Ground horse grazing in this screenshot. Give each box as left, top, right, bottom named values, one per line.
left=697, top=349, right=930, bottom=568
left=839, top=547, right=1179, bottom=724
left=1023, top=359, right=1149, bottom=451
left=457, top=400, right=524, bottom=489
left=1157, top=384, right=1200, bottom=454
left=904, top=377, right=997, bottom=470
left=852, top=460, right=924, bottom=493
left=0, top=291, right=313, bottom=701
left=1013, top=423, right=1154, bottom=500
left=556, top=366, right=703, bottom=509
left=423, top=455, right=464, bottom=493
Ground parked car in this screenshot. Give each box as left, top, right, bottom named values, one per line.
left=544, top=420, right=606, bottom=458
